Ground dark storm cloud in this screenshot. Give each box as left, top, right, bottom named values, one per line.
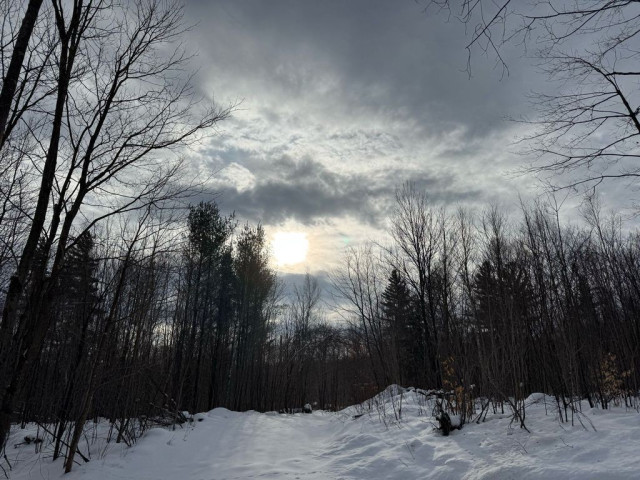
left=186, top=0, right=536, bottom=139
left=211, top=154, right=485, bottom=226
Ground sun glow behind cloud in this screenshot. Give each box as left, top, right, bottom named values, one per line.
left=187, top=0, right=558, bottom=275
left=272, top=232, right=309, bottom=266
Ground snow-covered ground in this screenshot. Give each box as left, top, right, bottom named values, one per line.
left=4, top=389, right=640, bottom=479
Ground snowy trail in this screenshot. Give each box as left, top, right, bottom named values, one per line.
left=94, top=410, right=339, bottom=480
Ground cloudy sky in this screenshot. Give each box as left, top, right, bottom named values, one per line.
left=180, top=0, right=630, bottom=282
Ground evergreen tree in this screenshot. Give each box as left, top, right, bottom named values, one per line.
left=381, top=269, right=420, bottom=386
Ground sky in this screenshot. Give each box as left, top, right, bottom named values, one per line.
left=180, top=0, right=634, bottom=288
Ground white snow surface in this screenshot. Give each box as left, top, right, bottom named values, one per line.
left=5, top=388, right=640, bottom=479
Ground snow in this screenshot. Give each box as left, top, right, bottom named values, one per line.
left=4, top=389, right=640, bottom=479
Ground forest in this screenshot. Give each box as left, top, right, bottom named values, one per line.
left=1, top=0, right=640, bottom=476
left=4, top=184, right=640, bottom=471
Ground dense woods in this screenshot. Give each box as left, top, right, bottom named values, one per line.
left=1, top=0, right=640, bottom=475
left=334, top=185, right=640, bottom=429
left=3, top=198, right=365, bottom=470
left=6, top=183, right=640, bottom=471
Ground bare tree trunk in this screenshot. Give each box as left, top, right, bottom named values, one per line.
left=64, top=218, right=143, bottom=473
left=0, top=1, right=83, bottom=449
left=0, top=0, right=44, bottom=148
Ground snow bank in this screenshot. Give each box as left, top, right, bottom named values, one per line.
left=4, top=390, right=640, bottom=479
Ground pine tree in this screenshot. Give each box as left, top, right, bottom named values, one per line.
left=179, top=201, right=235, bottom=412
left=381, top=269, right=420, bottom=386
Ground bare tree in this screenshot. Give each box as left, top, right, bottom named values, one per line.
left=0, top=0, right=45, bottom=147
left=331, top=244, right=391, bottom=390
left=424, top=0, right=640, bottom=194
left=525, top=53, right=640, bottom=192
left=389, top=182, right=442, bottom=387
left=0, top=0, right=229, bottom=450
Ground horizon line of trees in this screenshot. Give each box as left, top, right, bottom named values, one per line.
left=4, top=200, right=374, bottom=472
left=4, top=173, right=640, bottom=469
left=333, top=183, right=640, bottom=429
left=0, top=1, right=371, bottom=472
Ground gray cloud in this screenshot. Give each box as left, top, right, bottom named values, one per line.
left=177, top=0, right=605, bottom=276
left=187, top=0, right=536, bottom=139
left=207, top=153, right=486, bottom=226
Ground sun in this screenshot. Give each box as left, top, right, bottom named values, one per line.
left=272, top=232, right=309, bottom=266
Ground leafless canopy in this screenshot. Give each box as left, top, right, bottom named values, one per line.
left=427, top=0, right=640, bottom=194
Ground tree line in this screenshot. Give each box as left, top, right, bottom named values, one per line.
left=334, top=183, right=640, bottom=429
left=0, top=0, right=229, bottom=469
left=0, top=1, right=373, bottom=471
left=2, top=198, right=374, bottom=472
left=6, top=180, right=639, bottom=472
